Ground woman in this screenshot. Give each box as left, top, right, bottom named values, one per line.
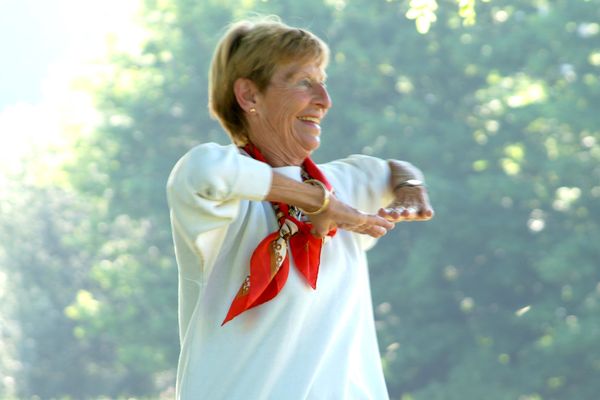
left=167, top=17, right=433, bottom=399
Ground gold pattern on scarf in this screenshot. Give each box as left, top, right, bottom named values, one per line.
left=269, top=241, right=282, bottom=278
left=239, top=276, right=251, bottom=296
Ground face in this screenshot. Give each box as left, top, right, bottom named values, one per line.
left=249, top=61, right=332, bottom=166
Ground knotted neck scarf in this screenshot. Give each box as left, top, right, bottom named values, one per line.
left=222, top=143, right=337, bottom=325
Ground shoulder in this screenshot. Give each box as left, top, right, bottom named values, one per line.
left=318, top=154, right=391, bottom=213
left=168, top=143, right=239, bottom=181
left=174, top=142, right=239, bottom=169
left=167, top=142, right=272, bottom=203
left=187, top=142, right=239, bottom=157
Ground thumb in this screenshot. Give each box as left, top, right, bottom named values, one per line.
left=310, top=221, right=331, bottom=238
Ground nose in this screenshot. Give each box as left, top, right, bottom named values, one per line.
left=313, top=83, right=332, bottom=111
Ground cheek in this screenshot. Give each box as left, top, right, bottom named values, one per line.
left=271, top=97, right=302, bottom=123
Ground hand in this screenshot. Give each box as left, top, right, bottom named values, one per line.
left=378, top=186, right=434, bottom=222
left=308, top=195, right=395, bottom=238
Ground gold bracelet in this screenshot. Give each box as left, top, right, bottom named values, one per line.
left=298, top=179, right=331, bottom=215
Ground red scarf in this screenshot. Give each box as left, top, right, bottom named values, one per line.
left=222, top=144, right=336, bottom=325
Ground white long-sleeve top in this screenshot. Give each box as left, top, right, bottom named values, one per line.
left=167, top=143, right=401, bottom=400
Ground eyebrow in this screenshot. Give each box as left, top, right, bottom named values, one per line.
left=283, top=67, right=327, bottom=83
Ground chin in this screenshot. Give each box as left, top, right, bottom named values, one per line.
left=302, top=143, right=319, bottom=158
left=292, top=129, right=321, bottom=158
left=305, top=134, right=321, bottom=152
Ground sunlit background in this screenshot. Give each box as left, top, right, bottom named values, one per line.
left=1, top=0, right=599, bottom=399
left=0, top=0, right=142, bottom=179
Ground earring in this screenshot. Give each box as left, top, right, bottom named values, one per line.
left=249, top=107, right=256, bottom=114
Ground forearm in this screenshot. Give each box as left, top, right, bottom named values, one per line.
left=265, top=171, right=325, bottom=212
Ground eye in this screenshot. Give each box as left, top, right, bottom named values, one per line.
left=299, top=78, right=313, bottom=88
left=296, top=77, right=327, bottom=90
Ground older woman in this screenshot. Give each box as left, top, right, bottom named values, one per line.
left=167, top=17, right=433, bottom=400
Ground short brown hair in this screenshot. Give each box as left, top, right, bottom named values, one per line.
left=209, top=16, right=330, bottom=145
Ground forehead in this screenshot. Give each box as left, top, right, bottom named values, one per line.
left=273, top=61, right=327, bottom=82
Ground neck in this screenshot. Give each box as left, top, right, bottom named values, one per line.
left=263, top=152, right=305, bottom=167
left=246, top=137, right=308, bottom=167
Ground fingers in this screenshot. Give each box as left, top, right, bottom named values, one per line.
left=313, top=220, right=389, bottom=239
left=365, top=214, right=395, bottom=231
left=382, top=185, right=435, bottom=222
left=389, top=186, right=434, bottom=222
left=379, top=206, right=418, bottom=221
left=356, top=225, right=388, bottom=238
left=378, top=206, right=434, bottom=222
left=349, top=214, right=394, bottom=238
left=333, top=214, right=394, bottom=238
left=308, top=196, right=399, bottom=238
left=418, top=207, right=434, bottom=220
left=379, top=207, right=409, bottom=221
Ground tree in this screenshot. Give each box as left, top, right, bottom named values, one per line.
left=3, top=0, right=599, bottom=398
left=0, top=179, right=113, bottom=398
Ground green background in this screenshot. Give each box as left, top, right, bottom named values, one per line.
left=1, top=0, right=599, bottom=399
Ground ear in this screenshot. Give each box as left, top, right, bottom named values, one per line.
left=233, top=78, right=259, bottom=112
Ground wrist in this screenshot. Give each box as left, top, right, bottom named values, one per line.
left=298, top=179, right=331, bottom=215
left=393, top=178, right=425, bottom=191
left=388, top=159, right=425, bottom=191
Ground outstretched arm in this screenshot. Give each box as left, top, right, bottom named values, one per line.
left=265, top=172, right=395, bottom=238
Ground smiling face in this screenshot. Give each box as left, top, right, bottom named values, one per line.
left=246, top=61, right=332, bottom=166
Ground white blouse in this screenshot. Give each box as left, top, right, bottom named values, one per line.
left=167, top=143, right=400, bottom=400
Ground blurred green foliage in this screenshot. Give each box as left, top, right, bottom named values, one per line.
left=1, top=0, right=599, bottom=398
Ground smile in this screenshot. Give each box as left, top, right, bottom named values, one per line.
left=297, top=116, right=321, bottom=124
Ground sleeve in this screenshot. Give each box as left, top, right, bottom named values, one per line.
left=321, top=155, right=425, bottom=251
left=321, top=155, right=394, bottom=251
left=166, top=143, right=272, bottom=279
left=322, top=155, right=393, bottom=214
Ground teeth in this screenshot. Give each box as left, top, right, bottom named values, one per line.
left=298, top=116, right=320, bottom=124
